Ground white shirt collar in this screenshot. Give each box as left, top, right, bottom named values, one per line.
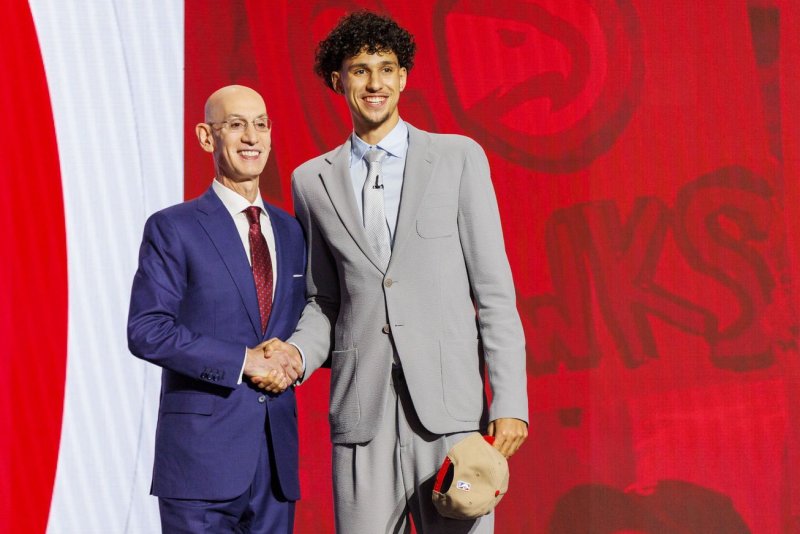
left=211, top=179, right=267, bottom=218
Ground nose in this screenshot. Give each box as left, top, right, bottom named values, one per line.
left=366, top=70, right=382, bottom=91
left=241, top=121, right=258, bottom=143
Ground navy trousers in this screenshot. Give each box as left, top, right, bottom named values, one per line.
left=158, top=433, right=294, bottom=533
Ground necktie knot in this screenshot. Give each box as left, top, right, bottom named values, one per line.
left=365, top=147, right=387, bottom=167
left=244, top=206, right=261, bottom=227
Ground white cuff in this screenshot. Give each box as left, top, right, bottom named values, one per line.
left=237, top=346, right=247, bottom=385
left=289, top=342, right=306, bottom=378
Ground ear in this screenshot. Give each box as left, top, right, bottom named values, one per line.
left=331, top=71, right=343, bottom=94
left=195, top=123, right=215, bottom=153
left=399, top=67, right=407, bottom=92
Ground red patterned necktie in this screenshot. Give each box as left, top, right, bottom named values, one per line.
left=244, top=206, right=273, bottom=333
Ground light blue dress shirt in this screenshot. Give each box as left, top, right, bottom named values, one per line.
left=349, top=119, right=409, bottom=243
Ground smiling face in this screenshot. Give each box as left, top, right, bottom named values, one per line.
left=196, top=85, right=271, bottom=188
left=331, top=48, right=407, bottom=144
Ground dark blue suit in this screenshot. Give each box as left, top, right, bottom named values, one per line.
left=127, top=187, right=305, bottom=526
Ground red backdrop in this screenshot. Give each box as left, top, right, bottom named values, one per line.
left=186, top=1, right=800, bottom=532
left=0, top=3, right=68, bottom=533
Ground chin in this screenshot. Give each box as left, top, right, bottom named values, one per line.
left=362, top=113, right=392, bottom=128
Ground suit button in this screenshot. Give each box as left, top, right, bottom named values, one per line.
left=382, top=324, right=391, bottom=334
left=384, top=278, right=393, bottom=288
left=258, top=395, right=266, bottom=403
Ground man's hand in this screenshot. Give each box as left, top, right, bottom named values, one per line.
left=250, top=338, right=303, bottom=392
left=487, top=418, right=528, bottom=458
left=244, top=341, right=294, bottom=393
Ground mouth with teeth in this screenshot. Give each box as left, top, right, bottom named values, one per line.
left=363, top=95, right=388, bottom=107
left=238, top=149, right=261, bottom=160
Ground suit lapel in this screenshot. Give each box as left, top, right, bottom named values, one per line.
left=390, top=124, right=435, bottom=265
left=264, top=204, right=288, bottom=338
left=196, top=188, right=262, bottom=339
left=319, top=140, right=388, bottom=272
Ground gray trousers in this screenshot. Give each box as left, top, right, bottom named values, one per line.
left=332, top=368, right=494, bottom=533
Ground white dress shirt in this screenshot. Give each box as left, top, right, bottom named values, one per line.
left=212, top=179, right=277, bottom=383
left=212, top=179, right=277, bottom=292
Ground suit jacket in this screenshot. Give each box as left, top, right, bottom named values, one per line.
left=289, top=123, right=528, bottom=445
left=127, top=187, right=306, bottom=501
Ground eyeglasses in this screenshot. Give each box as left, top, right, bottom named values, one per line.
left=208, top=117, right=273, bottom=132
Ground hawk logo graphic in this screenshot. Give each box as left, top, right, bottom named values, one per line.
left=434, top=0, right=645, bottom=173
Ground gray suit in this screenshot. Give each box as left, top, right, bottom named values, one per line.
left=290, top=123, right=528, bottom=532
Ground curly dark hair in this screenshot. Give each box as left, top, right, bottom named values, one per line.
left=314, top=11, right=416, bottom=91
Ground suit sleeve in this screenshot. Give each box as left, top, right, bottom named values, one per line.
left=287, top=174, right=340, bottom=382
left=457, top=140, right=529, bottom=424
left=127, top=211, right=246, bottom=389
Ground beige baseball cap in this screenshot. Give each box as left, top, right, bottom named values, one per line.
left=432, top=432, right=509, bottom=520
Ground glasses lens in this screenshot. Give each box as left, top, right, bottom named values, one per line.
left=227, top=119, right=246, bottom=131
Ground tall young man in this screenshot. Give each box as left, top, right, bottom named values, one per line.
left=268, top=12, right=529, bottom=533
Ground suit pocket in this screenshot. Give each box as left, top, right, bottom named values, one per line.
left=159, top=392, right=215, bottom=415
left=416, top=205, right=457, bottom=239
left=440, top=339, right=484, bottom=421
left=329, top=348, right=361, bottom=433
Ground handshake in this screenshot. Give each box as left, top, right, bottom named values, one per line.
left=244, top=338, right=303, bottom=393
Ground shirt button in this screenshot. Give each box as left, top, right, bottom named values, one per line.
left=382, top=324, right=391, bottom=334
left=384, top=278, right=393, bottom=288
left=258, top=395, right=266, bottom=403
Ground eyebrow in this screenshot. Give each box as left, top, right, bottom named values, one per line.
left=224, top=113, right=269, bottom=119
left=348, top=61, right=398, bottom=69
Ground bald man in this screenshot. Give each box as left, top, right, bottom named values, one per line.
left=128, top=85, right=306, bottom=533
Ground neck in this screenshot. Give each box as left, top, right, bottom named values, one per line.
left=216, top=176, right=260, bottom=203
left=355, top=114, right=399, bottom=146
